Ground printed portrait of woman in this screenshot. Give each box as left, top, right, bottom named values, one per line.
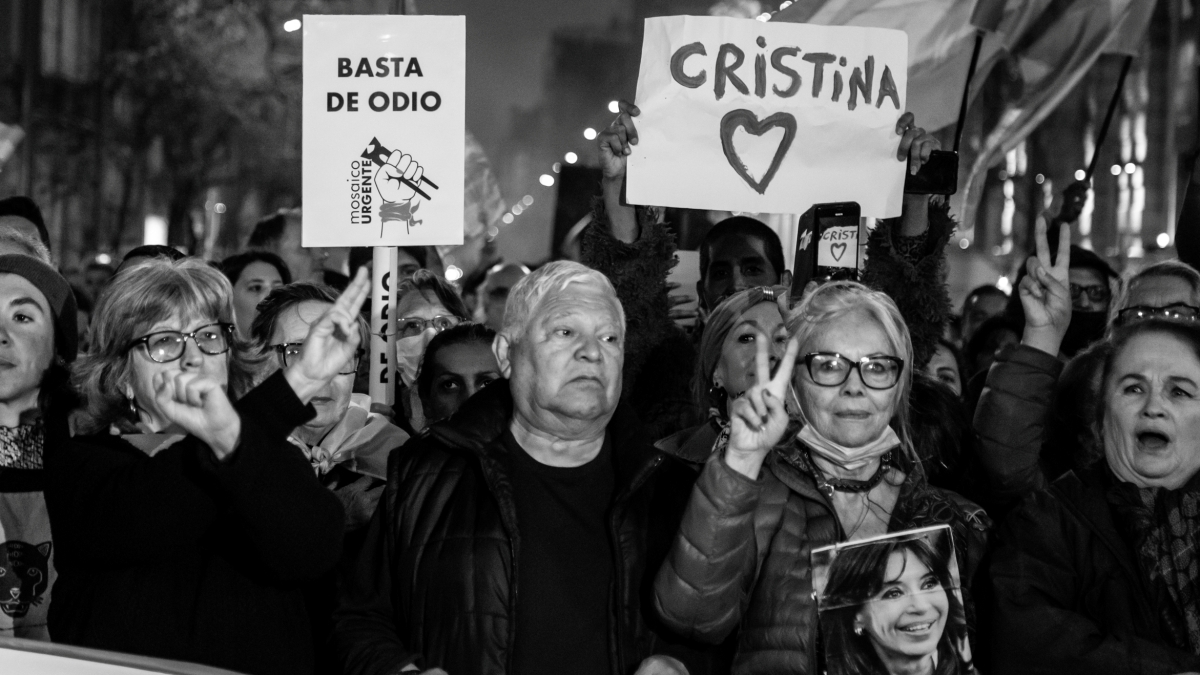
left=814, top=526, right=976, bottom=675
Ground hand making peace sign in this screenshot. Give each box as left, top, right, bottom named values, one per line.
left=725, top=330, right=801, bottom=480
left=1018, top=220, right=1073, bottom=356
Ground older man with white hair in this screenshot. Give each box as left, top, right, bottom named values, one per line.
left=332, top=261, right=704, bottom=675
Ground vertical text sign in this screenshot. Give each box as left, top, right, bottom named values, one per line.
left=628, top=16, right=908, bottom=218
left=303, top=14, right=466, bottom=246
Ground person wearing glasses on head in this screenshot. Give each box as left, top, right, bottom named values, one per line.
left=393, top=270, right=471, bottom=433
left=1112, top=260, right=1200, bottom=327
left=43, top=257, right=371, bottom=675
left=654, top=281, right=989, bottom=675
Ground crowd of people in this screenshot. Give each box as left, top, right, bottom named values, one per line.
left=0, top=101, right=1198, bottom=675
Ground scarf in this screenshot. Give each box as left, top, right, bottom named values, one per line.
left=797, top=422, right=902, bottom=473
left=288, top=394, right=409, bottom=479
left=0, top=423, right=44, bottom=469
left=1108, top=477, right=1200, bottom=655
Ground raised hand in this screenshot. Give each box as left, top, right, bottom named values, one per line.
left=598, top=100, right=640, bottom=182
left=153, top=371, right=240, bottom=460
left=895, top=112, right=940, bottom=175
left=725, top=331, right=801, bottom=480
left=1019, top=220, right=1073, bottom=356
left=284, top=267, right=371, bottom=404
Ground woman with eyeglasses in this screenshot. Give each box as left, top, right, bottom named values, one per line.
left=393, top=269, right=471, bottom=432
left=653, top=281, right=989, bottom=675
left=43, top=258, right=369, bottom=675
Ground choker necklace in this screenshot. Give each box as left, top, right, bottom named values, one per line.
left=810, top=450, right=892, bottom=499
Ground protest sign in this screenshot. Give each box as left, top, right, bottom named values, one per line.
left=811, top=525, right=975, bottom=675
left=302, top=15, right=465, bottom=246
left=627, top=16, right=908, bottom=218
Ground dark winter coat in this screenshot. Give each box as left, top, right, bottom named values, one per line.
left=43, top=370, right=345, bottom=675
left=330, top=379, right=710, bottom=675
left=653, top=443, right=990, bottom=675
left=989, top=468, right=1200, bottom=674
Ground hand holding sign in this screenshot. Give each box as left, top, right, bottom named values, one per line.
left=895, top=112, right=939, bottom=175
left=598, top=100, right=641, bottom=181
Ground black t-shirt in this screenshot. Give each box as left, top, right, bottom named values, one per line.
left=506, top=429, right=615, bottom=675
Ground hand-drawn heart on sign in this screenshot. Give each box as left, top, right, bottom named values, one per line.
left=831, top=242, right=847, bottom=261
left=719, top=109, right=797, bottom=195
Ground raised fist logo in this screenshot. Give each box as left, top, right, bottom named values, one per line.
left=375, top=150, right=425, bottom=206
left=360, top=137, right=439, bottom=235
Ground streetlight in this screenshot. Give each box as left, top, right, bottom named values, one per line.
left=539, top=174, right=555, bottom=187
left=283, top=19, right=301, bottom=32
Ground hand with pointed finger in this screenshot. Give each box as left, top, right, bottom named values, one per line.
left=153, top=371, right=241, bottom=460
left=725, top=331, right=801, bottom=480
left=598, top=100, right=641, bottom=183
left=374, top=150, right=425, bottom=206
left=285, top=267, right=372, bottom=404
left=1019, top=220, right=1073, bottom=356
left=895, top=112, right=941, bottom=175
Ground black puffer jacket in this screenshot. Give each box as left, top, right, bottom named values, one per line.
left=989, top=468, right=1200, bottom=674
left=331, top=380, right=707, bottom=675
left=653, top=443, right=989, bottom=675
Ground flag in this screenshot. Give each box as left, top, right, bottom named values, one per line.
left=771, top=0, right=1036, bottom=133
left=437, top=129, right=507, bottom=277
left=956, top=0, right=1155, bottom=231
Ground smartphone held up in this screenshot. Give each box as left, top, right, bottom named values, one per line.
left=792, top=202, right=861, bottom=300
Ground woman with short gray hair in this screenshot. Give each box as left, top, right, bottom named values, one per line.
left=44, top=257, right=369, bottom=675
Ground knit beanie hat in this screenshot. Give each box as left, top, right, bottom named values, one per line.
left=0, top=254, right=78, bottom=362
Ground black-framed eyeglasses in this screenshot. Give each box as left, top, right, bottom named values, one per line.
left=397, top=315, right=461, bottom=339
left=1116, top=304, right=1200, bottom=325
left=802, top=352, right=904, bottom=390
left=127, top=323, right=234, bottom=363
left=271, top=343, right=364, bottom=376
left=1069, top=283, right=1112, bottom=306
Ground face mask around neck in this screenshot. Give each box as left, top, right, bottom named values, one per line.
left=796, top=422, right=901, bottom=473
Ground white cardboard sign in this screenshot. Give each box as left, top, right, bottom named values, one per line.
left=628, top=16, right=908, bottom=218
left=302, top=15, right=465, bottom=246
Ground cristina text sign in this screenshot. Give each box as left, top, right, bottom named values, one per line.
left=628, top=16, right=908, bottom=218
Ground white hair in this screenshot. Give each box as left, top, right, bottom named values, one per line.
left=501, top=261, right=623, bottom=340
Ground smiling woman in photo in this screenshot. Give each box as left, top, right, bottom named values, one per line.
left=820, top=532, right=973, bottom=675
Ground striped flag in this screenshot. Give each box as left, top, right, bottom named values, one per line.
left=772, top=0, right=1028, bottom=133
left=957, top=0, right=1156, bottom=230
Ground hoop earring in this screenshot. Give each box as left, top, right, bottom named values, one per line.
left=128, top=397, right=138, bottom=417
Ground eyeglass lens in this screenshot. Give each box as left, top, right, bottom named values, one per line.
left=807, top=354, right=901, bottom=388
left=144, top=325, right=228, bottom=363
left=276, top=344, right=360, bottom=375
left=397, top=315, right=460, bottom=338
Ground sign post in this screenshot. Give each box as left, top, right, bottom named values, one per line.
left=369, top=247, right=398, bottom=405
left=303, top=14, right=466, bottom=406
